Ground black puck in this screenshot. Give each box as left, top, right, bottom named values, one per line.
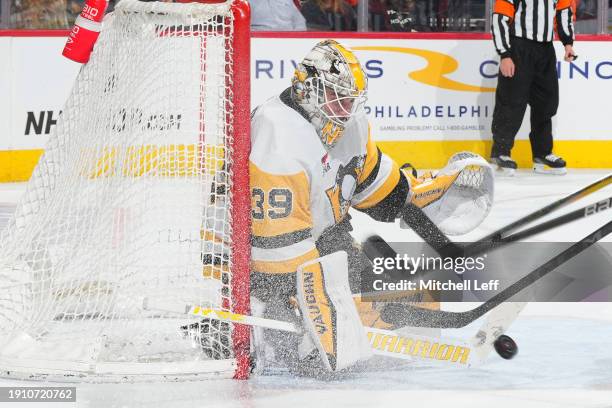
left=494, top=334, right=518, bottom=360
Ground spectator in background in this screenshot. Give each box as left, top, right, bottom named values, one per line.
left=301, top=0, right=356, bottom=31
left=369, top=0, right=387, bottom=30
left=10, top=0, right=69, bottom=28
left=301, top=0, right=334, bottom=30
left=66, top=0, right=84, bottom=24
left=66, top=0, right=118, bottom=25
left=338, top=0, right=357, bottom=30
left=386, top=0, right=427, bottom=31
left=575, top=0, right=597, bottom=19
left=250, top=0, right=307, bottom=31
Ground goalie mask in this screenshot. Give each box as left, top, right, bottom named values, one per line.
left=291, top=40, right=368, bottom=150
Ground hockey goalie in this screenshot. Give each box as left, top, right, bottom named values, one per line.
left=247, top=40, right=494, bottom=375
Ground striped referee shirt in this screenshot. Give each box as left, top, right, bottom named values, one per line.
left=492, top=0, right=575, bottom=58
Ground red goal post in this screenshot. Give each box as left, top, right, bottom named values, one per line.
left=227, top=0, right=252, bottom=380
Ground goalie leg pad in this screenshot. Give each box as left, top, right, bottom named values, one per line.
left=249, top=273, right=306, bottom=373
left=296, top=251, right=373, bottom=371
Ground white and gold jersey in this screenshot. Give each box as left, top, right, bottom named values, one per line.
left=250, top=90, right=407, bottom=275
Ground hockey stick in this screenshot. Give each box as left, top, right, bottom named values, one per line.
left=387, top=219, right=612, bottom=329
left=463, top=195, right=612, bottom=256
left=477, top=173, right=611, bottom=244
left=367, top=173, right=612, bottom=260
left=399, top=203, right=463, bottom=257
left=367, top=196, right=612, bottom=265
left=143, top=299, right=496, bottom=367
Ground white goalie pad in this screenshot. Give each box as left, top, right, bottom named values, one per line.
left=405, top=151, right=494, bottom=236
left=296, top=251, right=373, bottom=371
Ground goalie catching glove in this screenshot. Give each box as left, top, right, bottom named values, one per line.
left=402, top=151, right=494, bottom=235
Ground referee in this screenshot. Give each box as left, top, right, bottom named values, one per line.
left=490, top=0, right=576, bottom=176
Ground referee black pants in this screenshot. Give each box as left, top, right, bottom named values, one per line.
left=491, top=37, right=559, bottom=158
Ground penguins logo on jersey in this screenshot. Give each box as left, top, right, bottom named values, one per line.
left=325, top=155, right=365, bottom=222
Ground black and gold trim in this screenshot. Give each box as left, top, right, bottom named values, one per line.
left=359, top=173, right=410, bottom=222
left=252, top=228, right=313, bottom=249
left=355, top=147, right=382, bottom=195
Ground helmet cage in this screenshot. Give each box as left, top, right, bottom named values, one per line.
left=291, top=39, right=369, bottom=150
left=311, top=76, right=367, bottom=127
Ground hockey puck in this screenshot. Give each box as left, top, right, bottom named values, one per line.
left=494, top=334, right=518, bottom=360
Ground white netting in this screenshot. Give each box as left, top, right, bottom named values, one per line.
left=0, top=0, right=243, bottom=381
left=421, top=152, right=494, bottom=236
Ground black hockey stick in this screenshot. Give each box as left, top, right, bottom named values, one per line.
left=391, top=219, right=612, bottom=329
left=477, top=173, right=611, bottom=244
left=364, top=195, right=612, bottom=269
left=398, top=202, right=463, bottom=257
left=364, top=195, right=612, bottom=288
left=463, top=195, right=612, bottom=256
left=367, top=173, right=612, bottom=259
left=362, top=202, right=461, bottom=277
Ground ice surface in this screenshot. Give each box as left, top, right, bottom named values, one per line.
left=0, top=170, right=611, bottom=408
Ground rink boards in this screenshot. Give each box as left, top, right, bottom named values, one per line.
left=0, top=33, right=611, bottom=181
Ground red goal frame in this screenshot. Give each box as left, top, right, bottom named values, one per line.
left=228, top=0, right=251, bottom=380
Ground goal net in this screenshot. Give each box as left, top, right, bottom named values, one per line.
left=0, top=0, right=251, bottom=381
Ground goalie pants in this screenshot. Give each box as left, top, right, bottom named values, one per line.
left=250, top=216, right=446, bottom=331
left=491, top=37, right=559, bottom=158
left=250, top=217, right=371, bottom=374
left=249, top=217, right=464, bottom=373
left=250, top=216, right=368, bottom=301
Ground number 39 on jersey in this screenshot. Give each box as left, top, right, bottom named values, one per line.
left=252, top=188, right=293, bottom=220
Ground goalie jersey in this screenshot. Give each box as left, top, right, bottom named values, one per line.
left=250, top=89, right=409, bottom=275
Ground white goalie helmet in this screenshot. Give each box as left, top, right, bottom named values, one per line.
left=291, top=39, right=368, bottom=150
